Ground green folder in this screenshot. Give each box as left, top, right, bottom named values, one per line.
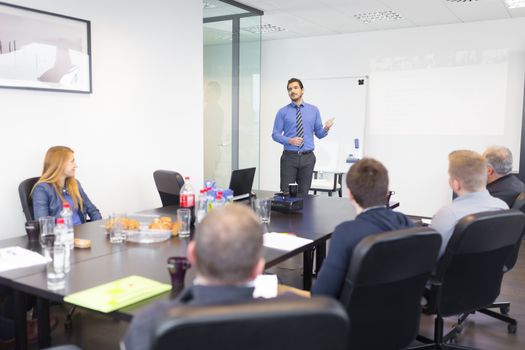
left=64, top=275, right=172, bottom=313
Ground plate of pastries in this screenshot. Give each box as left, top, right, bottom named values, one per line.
left=105, top=216, right=180, bottom=243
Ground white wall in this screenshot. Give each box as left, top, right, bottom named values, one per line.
left=261, top=18, right=525, bottom=217
left=1, top=0, right=203, bottom=238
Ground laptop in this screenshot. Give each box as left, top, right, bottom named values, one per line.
left=229, top=167, right=256, bottom=201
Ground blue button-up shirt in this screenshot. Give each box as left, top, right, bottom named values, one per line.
left=272, top=101, right=328, bottom=151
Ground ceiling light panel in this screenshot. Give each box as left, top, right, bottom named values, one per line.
left=354, top=10, right=403, bottom=24
left=243, top=24, right=286, bottom=34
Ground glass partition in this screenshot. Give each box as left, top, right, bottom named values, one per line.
left=204, top=21, right=233, bottom=188
left=238, top=16, right=261, bottom=187
left=203, top=1, right=262, bottom=189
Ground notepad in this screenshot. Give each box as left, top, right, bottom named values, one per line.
left=263, top=232, right=313, bottom=252
left=0, top=247, right=50, bottom=279
left=64, top=275, right=171, bottom=313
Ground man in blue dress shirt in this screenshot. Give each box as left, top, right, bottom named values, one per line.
left=431, top=150, right=508, bottom=258
left=272, top=78, right=334, bottom=197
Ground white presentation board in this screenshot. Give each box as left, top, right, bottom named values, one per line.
left=302, top=76, right=368, bottom=173
left=366, top=62, right=522, bottom=217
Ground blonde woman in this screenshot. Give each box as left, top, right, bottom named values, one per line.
left=32, top=146, right=101, bottom=224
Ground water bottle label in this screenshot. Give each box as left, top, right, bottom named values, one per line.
left=180, top=194, right=195, bottom=207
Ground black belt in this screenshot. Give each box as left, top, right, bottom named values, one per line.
left=284, top=150, right=313, bottom=155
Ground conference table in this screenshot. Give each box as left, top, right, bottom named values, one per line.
left=0, top=192, right=357, bottom=349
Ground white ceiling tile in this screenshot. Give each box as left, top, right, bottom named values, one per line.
left=261, top=12, right=336, bottom=36
left=380, top=0, right=461, bottom=26
left=233, top=0, right=521, bottom=40
left=507, top=6, right=525, bottom=17
left=444, top=0, right=510, bottom=22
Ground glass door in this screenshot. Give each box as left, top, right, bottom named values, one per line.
left=203, top=0, right=262, bottom=189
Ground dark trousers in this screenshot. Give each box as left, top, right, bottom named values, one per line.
left=280, top=151, right=316, bottom=197
left=0, top=286, right=34, bottom=340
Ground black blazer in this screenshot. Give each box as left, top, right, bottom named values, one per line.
left=487, top=174, right=525, bottom=207
left=122, top=285, right=255, bottom=350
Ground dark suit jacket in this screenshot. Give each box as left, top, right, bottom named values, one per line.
left=311, top=207, right=414, bottom=298
left=487, top=174, right=525, bottom=207
left=122, top=284, right=255, bottom=350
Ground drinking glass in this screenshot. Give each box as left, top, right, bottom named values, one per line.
left=177, top=209, right=191, bottom=238
left=109, top=214, right=125, bottom=244
left=45, top=244, right=66, bottom=290
left=25, top=221, right=40, bottom=242
left=253, top=198, right=272, bottom=224
left=39, top=216, right=55, bottom=248
left=167, top=256, right=191, bottom=290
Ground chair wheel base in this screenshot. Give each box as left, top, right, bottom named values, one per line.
left=508, top=323, right=517, bottom=334
left=500, top=305, right=510, bottom=315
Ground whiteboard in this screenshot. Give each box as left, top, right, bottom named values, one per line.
left=366, top=61, right=522, bottom=217
left=302, top=76, right=368, bottom=173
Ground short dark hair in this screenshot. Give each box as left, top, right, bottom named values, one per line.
left=194, top=204, right=263, bottom=284
left=346, top=158, right=389, bottom=208
left=287, top=78, right=303, bottom=90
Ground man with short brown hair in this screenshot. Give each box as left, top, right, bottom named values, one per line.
left=122, top=204, right=265, bottom=350
left=431, top=150, right=508, bottom=257
left=311, top=158, right=414, bottom=298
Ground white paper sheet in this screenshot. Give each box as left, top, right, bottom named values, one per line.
left=0, top=246, right=51, bottom=279
left=263, top=232, right=313, bottom=252
left=253, top=274, right=278, bottom=298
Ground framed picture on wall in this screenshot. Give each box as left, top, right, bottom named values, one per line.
left=0, top=1, right=92, bottom=93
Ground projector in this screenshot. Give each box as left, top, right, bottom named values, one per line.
left=271, top=195, right=303, bottom=213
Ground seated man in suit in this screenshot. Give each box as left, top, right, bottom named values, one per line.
left=311, top=158, right=414, bottom=298
left=121, top=204, right=265, bottom=350
left=431, top=150, right=508, bottom=257
left=483, top=145, right=525, bottom=207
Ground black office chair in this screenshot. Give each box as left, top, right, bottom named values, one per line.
left=412, top=210, right=525, bottom=349
left=18, top=177, right=39, bottom=222
left=338, top=227, right=441, bottom=350
left=457, top=192, right=525, bottom=334
left=152, top=297, right=349, bottom=350
left=153, top=170, right=185, bottom=207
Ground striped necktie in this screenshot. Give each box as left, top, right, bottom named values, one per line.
left=296, top=106, right=304, bottom=147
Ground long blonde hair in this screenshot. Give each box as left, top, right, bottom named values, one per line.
left=33, top=146, right=84, bottom=211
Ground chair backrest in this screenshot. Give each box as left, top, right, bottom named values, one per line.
left=18, top=177, right=39, bottom=222
left=152, top=297, right=349, bottom=350
left=433, top=210, right=525, bottom=317
left=339, top=227, right=441, bottom=350
left=505, top=192, right=525, bottom=271
left=153, top=170, right=185, bottom=207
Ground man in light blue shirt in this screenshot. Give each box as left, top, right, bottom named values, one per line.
left=431, top=150, right=508, bottom=257
left=272, top=78, right=334, bottom=196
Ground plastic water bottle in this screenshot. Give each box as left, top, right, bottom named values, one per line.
left=196, top=189, right=208, bottom=224
left=180, top=176, right=195, bottom=225
left=54, top=218, right=70, bottom=273
left=213, top=191, right=226, bottom=209
left=60, top=202, right=74, bottom=247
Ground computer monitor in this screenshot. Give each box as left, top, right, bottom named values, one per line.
left=229, top=167, right=256, bottom=201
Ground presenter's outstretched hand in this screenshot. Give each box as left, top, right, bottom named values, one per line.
left=289, top=137, right=304, bottom=146
left=324, top=118, right=335, bottom=132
